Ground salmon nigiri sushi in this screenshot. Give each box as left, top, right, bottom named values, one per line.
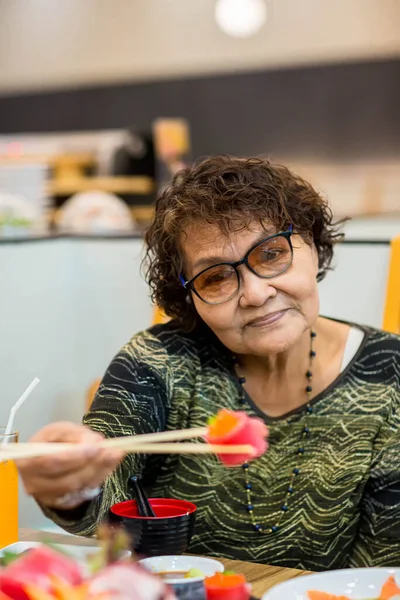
left=206, top=409, right=268, bottom=467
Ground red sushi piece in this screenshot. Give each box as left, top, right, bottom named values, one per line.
left=205, top=572, right=251, bottom=600
left=206, top=410, right=268, bottom=466
left=0, top=546, right=82, bottom=600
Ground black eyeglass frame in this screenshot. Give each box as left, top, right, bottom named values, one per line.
left=179, top=225, right=294, bottom=305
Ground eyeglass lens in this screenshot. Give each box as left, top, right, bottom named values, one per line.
left=192, top=234, right=292, bottom=304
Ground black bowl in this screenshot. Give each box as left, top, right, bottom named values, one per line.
left=109, top=498, right=197, bottom=557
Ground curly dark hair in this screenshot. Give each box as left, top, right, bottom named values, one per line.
left=144, top=155, right=345, bottom=330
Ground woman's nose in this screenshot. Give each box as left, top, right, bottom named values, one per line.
left=238, top=268, right=277, bottom=309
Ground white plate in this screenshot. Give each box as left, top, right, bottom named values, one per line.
left=140, top=555, right=224, bottom=584
left=262, top=567, right=400, bottom=600
left=0, top=541, right=130, bottom=563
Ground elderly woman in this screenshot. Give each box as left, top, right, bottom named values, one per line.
left=18, top=156, right=400, bottom=571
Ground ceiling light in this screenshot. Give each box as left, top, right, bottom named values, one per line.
left=215, top=0, right=268, bottom=38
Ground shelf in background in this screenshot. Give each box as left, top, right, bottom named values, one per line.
left=48, top=204, right=155, bottom=230
left=48, top=176, right=155, bottom=196
left=130, top=205, right=154, bottom=222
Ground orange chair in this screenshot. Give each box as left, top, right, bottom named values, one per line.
left=383, top=234, right=400, bottom=334
left=86, top=378, right=101, bottom=412
left=152, top=305, right=170, bottom=325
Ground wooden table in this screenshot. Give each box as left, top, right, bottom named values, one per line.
left=20, top=529, right=311, bottom=599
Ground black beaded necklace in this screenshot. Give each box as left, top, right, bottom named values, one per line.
left=232, top=330, right=317, bottom=534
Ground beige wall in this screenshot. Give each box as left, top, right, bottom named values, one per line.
left=0, top=0, right=400, bottom=94
left=283, top=159, right=400, bottom=218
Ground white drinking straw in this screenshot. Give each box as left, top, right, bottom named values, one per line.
left=2, top=377, right=40, bottom=446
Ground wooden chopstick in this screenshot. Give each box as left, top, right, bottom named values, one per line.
left=103, top=427, right=208, bottom=448
left=0, top=426, right=209, bottom=456
left=0, top=441, right=253, bottom=462
left=1, top=426, right=208, bottom=454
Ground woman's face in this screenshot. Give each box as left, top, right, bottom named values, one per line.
left=181, top=222, right=320, bottom=356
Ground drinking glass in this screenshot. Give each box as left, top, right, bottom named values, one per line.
left=0, top=428, right=19, bottom=548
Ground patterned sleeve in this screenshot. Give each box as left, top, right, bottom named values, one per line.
left=349, top=373, right=400, bottom=566
left=41, top=331, right=173, bottom=536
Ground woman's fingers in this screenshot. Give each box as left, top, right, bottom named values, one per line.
left=29, top=421, right=104, bottom=443
left=19, top=449, right=120, bottom=495
left=16, top=421, right=124, bottom=508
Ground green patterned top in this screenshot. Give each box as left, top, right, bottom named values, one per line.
left=48, top=320, right=400, bottom=571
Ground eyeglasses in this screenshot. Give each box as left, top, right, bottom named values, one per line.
left=179, top=226, right=294, bottom=305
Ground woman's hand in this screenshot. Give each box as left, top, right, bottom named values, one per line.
left=16, top=421, right=124, bottom=510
